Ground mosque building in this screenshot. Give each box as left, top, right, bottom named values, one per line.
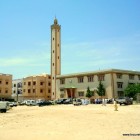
left=51, top=18, right=140, bottom=100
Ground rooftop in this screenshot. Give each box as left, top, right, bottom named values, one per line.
left=56, top=69, right=140, bottom=78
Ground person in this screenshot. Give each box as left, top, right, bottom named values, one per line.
left=95, top=99, right=97, bottom=104
left=102, top=98, right=106, bottom=106
left=102, top=98, right=104, bottom=106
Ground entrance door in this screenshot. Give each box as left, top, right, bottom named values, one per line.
left=67, top=89, right=75, bottom=98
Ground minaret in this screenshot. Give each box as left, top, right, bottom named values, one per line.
left=51, top=18, right=61, bottom=99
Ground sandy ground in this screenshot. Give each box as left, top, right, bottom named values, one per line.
left=0, top=104, right=140, bottom=140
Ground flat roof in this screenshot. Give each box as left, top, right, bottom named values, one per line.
left=0, top=73, right=12, bottom=76
left=23, top=73, right=51, bottom=79
left=56, top=69, right=140, bottom=78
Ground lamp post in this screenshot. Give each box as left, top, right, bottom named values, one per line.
left=16, top=82, right=22, bottom=102
left=16, top=83, right=18, bottom=102
left=69, top=80, right=72, bottom=99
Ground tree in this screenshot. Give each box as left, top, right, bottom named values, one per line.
left=124, top=84, right=140, bottom=99
left=97, top=81, right=105, bottom=98
left=86, top=87, right=93, bottom=98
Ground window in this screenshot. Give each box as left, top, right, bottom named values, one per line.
left=33, top=81, right=36, bottom=85
left=78, top=77, right=84, bottom=83
left=14, top=84, right=16, bottom=87
left=17, top=83, right=22, bottom=88
left=14, top=90, right=16, bottom=93
left=88, top=76, right=94, bottom=82
left=53, top=37, right=54, bottom=40
left=117, top=82, right=123, bottom=88
left=28, top=82, right=31, bottom=86
left=24, top=82, right=26, bottom=85
left=40, top=82, right=44, bottom=85
left=40, top=89, right=43, bottom=93
left=0, top=89, right=1, bottom=93
left=60, top=79, right=65, bottom=84
left=28, top=89, right=31, bottom=93
left=5, top=90, right=8, bottom=93
left=48, top=89, right=51, bottom=93
left=6, top=81, right=8, bottom=85
left=78, top=92, right=84, bottom=97
left=116, top=73, right=122, bottom=79
left=53, top=63, right=54, bottom=66
left=98, top=75, right=105, bottom=81
left=58, top=56, right=59, bottom=59
left=53, top=50, right=54, bottom=53
left=0, top=80, right=2, bottom=84
left=23, top=89, right=26, bottom=92
left=129, top=74, right=134, bottom=80
left=60, top=88, right=64, bottom=91
left=138, top=75, right=140, bottom=80
left=49, top=76, right=51, bottom=79
left=33, top=89, right=36, bottom=93
left=48, top=82, right=51, bottom=86
left=53, top=77, right=54, bottom=80
left=58, top=44, right=59, bottom=47
left=17, top=90, right=21, bottom=94
left=118, top=91, right=124, bottom=97
left=53, top=92, right=54, bottom=95
left=129, top=83, right=134, bottom=85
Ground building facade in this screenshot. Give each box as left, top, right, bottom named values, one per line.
left=56, top=69, right=140, bottom=99
left=22, top=74, right=51, bottom=100
left=12, top=79, right=23, bottom=101
left=0, top=73, right=12, bottom=100
left=51, top=18, right=61, bottom=100
left=49, top=19, right=140, bottom=100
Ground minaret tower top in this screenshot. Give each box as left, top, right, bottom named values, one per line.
left=54, top=18, right=58, bottom=24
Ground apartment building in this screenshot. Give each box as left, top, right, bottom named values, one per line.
left=12, top=79, right=23, bottom=101
left=56, top=69, right=140, bottom=99
left=22, top=74, right=51, bottom=100
left=0, top=73, right=12, bottom=100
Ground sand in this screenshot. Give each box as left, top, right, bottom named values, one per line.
left=0, top=104, right=140, bottom=140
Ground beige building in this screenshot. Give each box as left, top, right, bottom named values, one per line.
left=51, top=18, right=61, bottom=100
left=22, top=74, right=51, bottom=100
left=56, top=69, right=140, bottom=100
left=0, top=73, right=12, bottom=100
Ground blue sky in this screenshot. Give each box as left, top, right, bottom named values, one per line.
left=0, top=0, right=140, bottom=79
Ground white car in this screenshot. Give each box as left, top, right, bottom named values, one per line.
left=0, top=101, right=11, bottom=113
left=25, top=100, right=37, bottom=106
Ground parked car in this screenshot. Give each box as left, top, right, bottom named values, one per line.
left=0, top=101, right=11, bottom=113
left=95, top=99, right=102, bottom=104
left=49, top=100, right=57, bottom=105
left=116, top=97, right=133, bottom=105
left=36, top=99, right=45, bottom=104
left=73, top=98, right=82, bottom=106
left=63, top=98, right=73, bottom=104
left=9, top=102, right=17, bottom=107
left=38, top=101, right=52, bottom=107
left=107, top=99, right=114, bottom=104
left=56, top=98, right=67, bottom=104
left=25, top=100, right=37, bottom=106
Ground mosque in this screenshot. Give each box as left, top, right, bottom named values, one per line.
left=51, top=18, right=140, bottom=100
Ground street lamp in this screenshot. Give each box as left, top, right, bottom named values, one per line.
left=69, top=80, right=72, bottom=99
left=17, top=82, right=22, bottom=102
